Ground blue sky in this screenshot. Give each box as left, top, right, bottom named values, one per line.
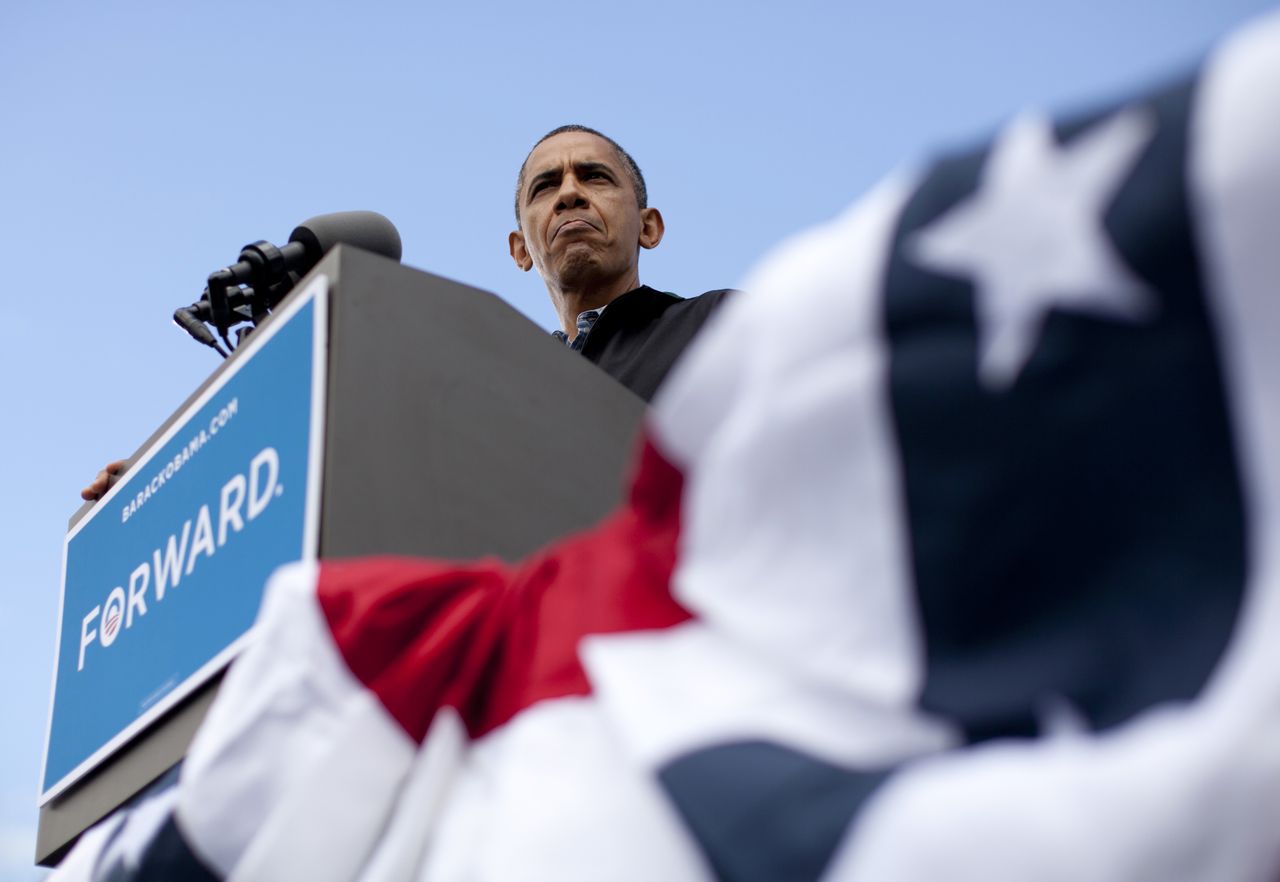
left=0, top=1, right=1273, bottom=877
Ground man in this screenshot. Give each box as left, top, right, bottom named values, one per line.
left=80, top=127, right=728, bottom=501
left=509, top=124, right=731, bottom=403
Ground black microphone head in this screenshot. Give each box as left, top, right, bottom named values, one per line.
left=288, top=211, right=402, bottom=263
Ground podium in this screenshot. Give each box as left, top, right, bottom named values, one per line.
left=37, top=247, right=647, bottom=864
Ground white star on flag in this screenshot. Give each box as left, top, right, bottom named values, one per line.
left=910, top=109, right=1158, bottom=390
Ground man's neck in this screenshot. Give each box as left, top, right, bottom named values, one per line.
left=549, top=272, right=642, bottom=337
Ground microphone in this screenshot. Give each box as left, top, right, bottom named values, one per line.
left=175, top=211, right=402, bottom=356
left=173, top=307, right=230, bottom=357
left=288, top=211, right=402, bottom=266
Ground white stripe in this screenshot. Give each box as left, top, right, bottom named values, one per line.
left=47, top=812, right=127, bottom=882
left=651, top=177, right=940, bottom=712
left=355, top=709, right=467, bottom=882
left=419, top=697, right=712, bottom=882
left=175, top=561, right=416, bottom=881
left=226, top=689, right=414, bottom=882
left=584, top=620, right=954, bottom=769
left=1189, top=9, right=1280, bottom=709
left=829, top=699, right=1280, bottom=882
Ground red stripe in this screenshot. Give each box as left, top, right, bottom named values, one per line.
left=317, top=433, right=692, bottom=742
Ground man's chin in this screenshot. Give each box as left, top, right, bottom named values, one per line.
left=552, top=253, right=607, bottom=288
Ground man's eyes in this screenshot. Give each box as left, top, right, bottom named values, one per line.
left=528, top=170, right=613, bottom=199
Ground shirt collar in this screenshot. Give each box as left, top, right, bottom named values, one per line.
left=551, top=301, right=609, bottom=349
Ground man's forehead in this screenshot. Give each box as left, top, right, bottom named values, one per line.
left=524, top=132, right=622, bottom=176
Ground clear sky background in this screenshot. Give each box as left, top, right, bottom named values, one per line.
left=0, top=1, right=1273, bottom=877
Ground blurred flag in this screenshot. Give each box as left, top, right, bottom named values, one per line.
left=52, top=9, right=1280, bottom=882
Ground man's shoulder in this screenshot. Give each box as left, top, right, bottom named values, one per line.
left=682, top=287, right=736, bottom=304
left=600, top=287, right=736, bottom=337
left=590, top=286, right=736, bottom=351
left=581, top=286, right=738, bottom=401
left=616, top=286, right=735, bottom=316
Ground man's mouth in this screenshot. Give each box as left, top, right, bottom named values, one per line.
left=554, top=219, right=596, bottom=240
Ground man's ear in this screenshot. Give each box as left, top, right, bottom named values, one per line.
left=508, top=229, right=533, bottom=271
left=639, top=208, right=665, bottom=250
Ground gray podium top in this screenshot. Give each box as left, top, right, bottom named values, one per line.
left=39, top=247, right=647, bottom=864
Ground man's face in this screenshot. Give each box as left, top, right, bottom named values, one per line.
left=510, top=132, right=662, bottom=291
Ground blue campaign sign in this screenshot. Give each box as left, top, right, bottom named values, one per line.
left=41, top=277, right=328, bottom=803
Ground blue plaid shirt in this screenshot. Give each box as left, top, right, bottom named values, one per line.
left=551, top=306, right=605, bottom=352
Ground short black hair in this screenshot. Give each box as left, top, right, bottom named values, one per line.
left=514, top=125, right=648, bottom=224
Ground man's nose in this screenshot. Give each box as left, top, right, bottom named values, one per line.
left=555, top=175, right=589, bottom=211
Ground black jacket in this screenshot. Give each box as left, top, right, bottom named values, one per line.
left=578, top=286, right=733, bottom=402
